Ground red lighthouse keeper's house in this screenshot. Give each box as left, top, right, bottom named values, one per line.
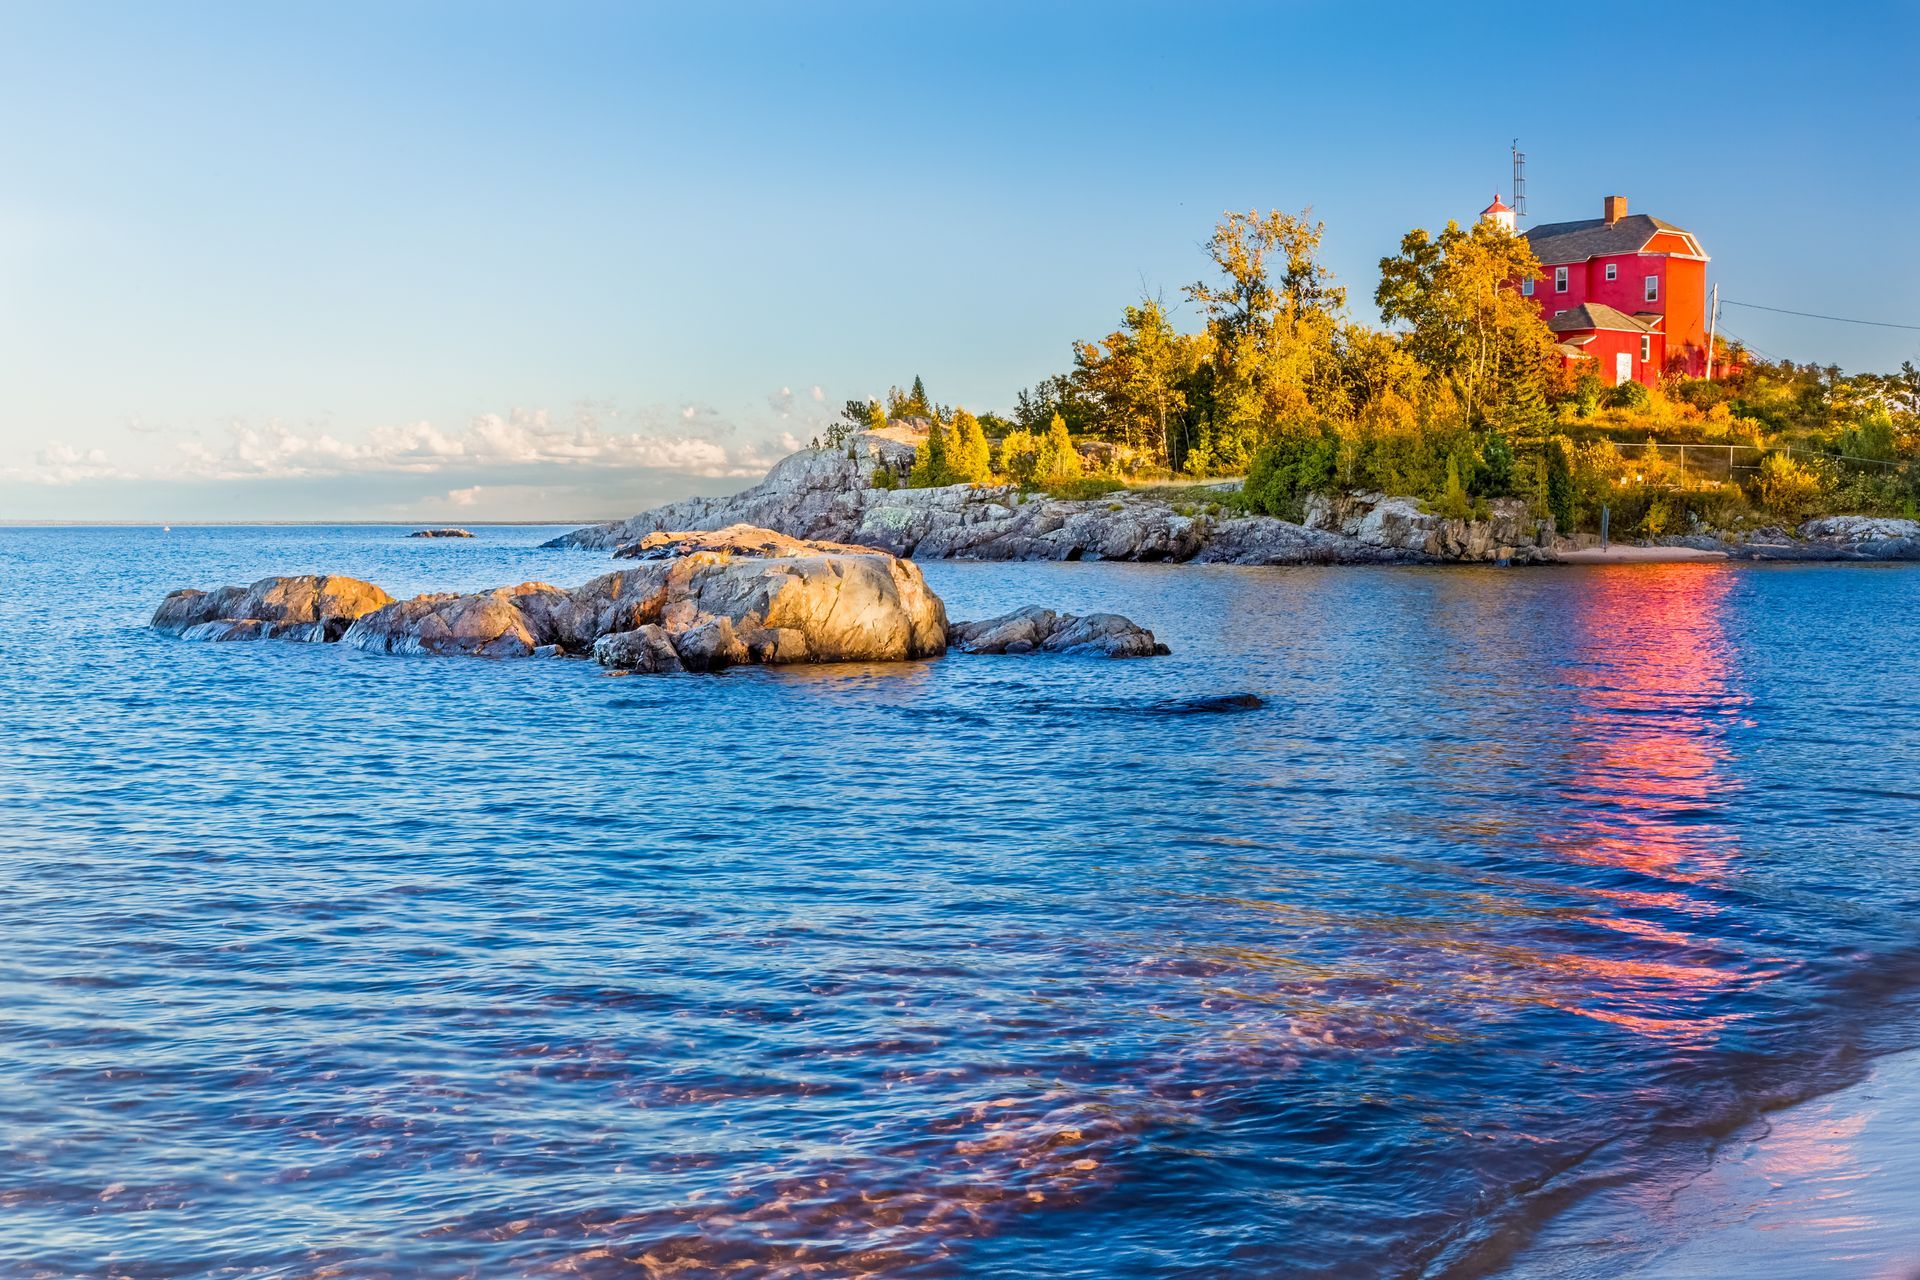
left=1498, top=194, right=1711, bottom=388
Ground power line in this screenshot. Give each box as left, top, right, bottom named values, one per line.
left=1722, top=299, right=1920, bottom=332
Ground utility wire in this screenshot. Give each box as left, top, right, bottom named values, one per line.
left=1723, top=300, right=1920, bottom=332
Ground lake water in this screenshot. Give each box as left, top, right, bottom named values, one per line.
left=2, top=525, right=1918, bottom=1279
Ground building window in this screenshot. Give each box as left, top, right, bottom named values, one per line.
left=1645, top=275, right=1658, bottom=302
left=1605, top=263, right=1618, bottom=281
left=1522, top=278, right=1534, bottom=296
left=1555, top=266, right=1568, bottom=293
left=1553, top=309, right=1567, bottom=318
left=1641, top=335, right=1651, bottom=362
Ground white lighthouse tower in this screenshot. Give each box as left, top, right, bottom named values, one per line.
left=1480, top=191, right=1516, bottom=232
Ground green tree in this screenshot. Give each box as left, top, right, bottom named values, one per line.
left=1185, top=209, right=1348, bottom=470
left=907, top=418, right=955, bottom=487
left=1376, top=218, right=1556, bottom=426
left=1544, top=437, right=1575, bottom=533
left=1034, top=413, right=1083, bottom=486
left=1073, top=296, right=1200, bottom=466
left=997, top=428, right=1041, bottom=484
left=949, top=408, right=992, bottom=483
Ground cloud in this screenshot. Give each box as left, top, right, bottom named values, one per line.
left=11, top=444, right=124, bottom=484
left=810, top=385, right=826, bottom=402
left=445, top=485, right=483, bottom=506
left=10, top=392, right=839, bottom=492
left=152, top=406, right=791, bottom=484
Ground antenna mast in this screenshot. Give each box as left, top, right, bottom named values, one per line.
left=1510, top=140, right=1528, bottom=223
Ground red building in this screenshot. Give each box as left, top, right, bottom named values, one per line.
left=1504, top=194, right=1711, bottom=386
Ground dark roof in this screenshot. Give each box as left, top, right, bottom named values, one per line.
left=1548, top=303, right=1656, bottom=334
left=1524, top=213, right=1696, bottom=264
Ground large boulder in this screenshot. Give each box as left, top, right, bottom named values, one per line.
left=151, top=575, right=394, bottom=643
left=342, top=583, right=589, bottom=658
left=949, top=606, right=1169, bottom=658
left=156, top=527, right=953, bottom=675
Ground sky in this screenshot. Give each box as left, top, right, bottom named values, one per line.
left=1, top=0, right=1915, bottom=522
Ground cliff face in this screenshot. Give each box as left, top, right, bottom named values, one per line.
left=549, top=433, right=1559, bottom=566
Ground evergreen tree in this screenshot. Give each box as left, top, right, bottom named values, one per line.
left=1544, top=438, right=1575, bottom=533
left=1035, top=413, right=1084, bottom=486
left=949, top=408, right=992, bottom=482
left=907, top=418, right=955, bottom=487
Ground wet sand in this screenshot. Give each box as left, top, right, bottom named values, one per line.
left=1499, top=1048, right=1920, bottom=1278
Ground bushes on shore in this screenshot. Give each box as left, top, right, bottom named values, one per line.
left=837, top=207, right=1918, bottom=532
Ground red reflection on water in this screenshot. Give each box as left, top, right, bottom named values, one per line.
left=1541, top=565, right=1763, bottom=1041
left=1552, top=565, right=1747, bottom=886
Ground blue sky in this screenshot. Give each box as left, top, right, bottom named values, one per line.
left=1, top=0, right=1914, bottom=521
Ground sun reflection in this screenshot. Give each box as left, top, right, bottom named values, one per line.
left=1551, top=564, right=1749, bottom=885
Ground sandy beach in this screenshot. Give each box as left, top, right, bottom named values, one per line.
left=1499, top=1048, right=1920, bottom=1278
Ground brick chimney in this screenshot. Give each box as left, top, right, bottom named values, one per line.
left=1603, top=194, right=1628, bottom=225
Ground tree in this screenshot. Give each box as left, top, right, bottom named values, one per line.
left=998, top=428, right=1041, bottom=484
left=1376, top=218, right=1557, bottom=426
left=949, top=408, right=992, bottom=483
left=1185, top=209, right=1348, bottom=470
left=1073, top=295, right=1200, bottom=467
left=1034, top=413, right=1083, bottom=486
left=907, top=418, right=954, bottom=487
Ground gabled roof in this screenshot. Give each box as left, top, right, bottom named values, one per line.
left=1548, top=302, right=1657, bottom=334
left=1525, top=213, right=1700, bottom=264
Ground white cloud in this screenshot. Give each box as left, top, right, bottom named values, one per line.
left=810, top=385, right=826, bottom=402
left=11, top=394, right=838, bottom=490
left=445, top=485, right=483, bottom=506
left=12, top=443, right=124, bottom=484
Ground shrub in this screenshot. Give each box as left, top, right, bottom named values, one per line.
left=1603, top=379, right=1653, bottom=412
left=1756, top=452, right=1824, bottom=521
left=997, top=428, right=1040, bottom=485
left=1047, top=476, right=1124, bottom=500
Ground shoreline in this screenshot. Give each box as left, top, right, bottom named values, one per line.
left=542, top=433, right=1920, bottom=568
left=1493, top=1047, right=1920, bottom=1279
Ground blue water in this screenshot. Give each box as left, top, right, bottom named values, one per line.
left=3, top=525, right=1919, bottom=1279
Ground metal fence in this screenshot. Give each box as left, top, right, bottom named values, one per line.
left=1556, top=440, right=1901, bottom=486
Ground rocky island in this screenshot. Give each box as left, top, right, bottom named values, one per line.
left=408, top=527, right=475, bottom=538
left=152, top=526, right=1167, bottom=673
left=546, top=429, right=1920, bottom=566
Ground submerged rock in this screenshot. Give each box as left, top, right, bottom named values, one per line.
left=408, top=528, right=474, bottom=538
left=154, top=526, right=954, bottom=675
left=949, top=606, right=1170, bottom=658
left=151, top=575, right=394, bottom=643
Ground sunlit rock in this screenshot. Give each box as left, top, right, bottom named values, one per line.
left=151, top=575, right=394, bottom=643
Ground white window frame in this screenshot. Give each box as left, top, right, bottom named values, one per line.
left=1553, top=309, right=1567, bottom=318
left=1645, top=275, right=1659, bottom=302
left=1522, top=277, right=1534, bottom=296
left=1555, top=266, right=1569, bottom=293
left=1641, top=335, right=1651, bottom=362
left=1605, top=262, right=1618, bottom=281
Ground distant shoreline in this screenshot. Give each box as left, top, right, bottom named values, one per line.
left=0, top=519, right=610, bottom=528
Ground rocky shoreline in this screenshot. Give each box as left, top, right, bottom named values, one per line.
left=547, top=429, right=1920, bottom=566
left=152, top=526, right=1169, bottom=673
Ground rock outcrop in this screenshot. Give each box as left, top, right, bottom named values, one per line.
left=151, top=575, right=395, bottom=643
left=408, top=528, right=474, bottom=538
left=546, top=432, right=1556, bottom=565
left=154, top=527, right=966, bottom=674
left=1659, top=516, right=1920, bottom=562
left=949, top=607, right=1170, bottom=658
